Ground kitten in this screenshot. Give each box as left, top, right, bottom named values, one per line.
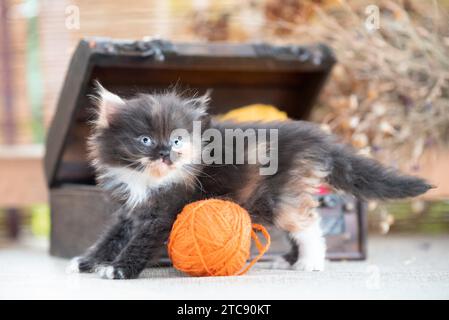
left=67, top=83, right=432, bottom=279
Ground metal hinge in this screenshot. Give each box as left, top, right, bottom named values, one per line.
left=253, top=42, right=334, bottom=65
left=88, top=37, right=175, bottom=60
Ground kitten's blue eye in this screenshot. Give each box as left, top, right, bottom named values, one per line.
left=172, top=136, right=183, bottom=150
left=139, top=135, right=152, bottom=146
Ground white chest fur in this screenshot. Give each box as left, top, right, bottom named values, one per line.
left=98, top=166, right=185, bottom=209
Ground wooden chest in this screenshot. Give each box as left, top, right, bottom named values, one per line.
left=44, top=38, right=367, bottom=261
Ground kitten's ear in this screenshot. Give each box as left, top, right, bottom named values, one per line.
left=188, top=90, right=211, bottom=115
left=91, top=81, right=125, bottom=127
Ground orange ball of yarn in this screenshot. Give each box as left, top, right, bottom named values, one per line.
left=168, top=199, right=270, bottom=277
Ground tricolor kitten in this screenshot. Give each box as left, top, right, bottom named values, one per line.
left=68, top=83, right=432, bottom=279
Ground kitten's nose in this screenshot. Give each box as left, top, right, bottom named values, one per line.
left=159, top=150, right=172, bottom=165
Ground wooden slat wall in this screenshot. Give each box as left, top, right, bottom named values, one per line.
left=2, top=0, right=241, bottom=145
left=0, top=0, right=243, bottom=206
left=39, top=0, right=71, bottom=128
left=2, top=0, right=33, bottom=145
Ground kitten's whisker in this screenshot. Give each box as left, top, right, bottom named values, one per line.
left=183, top=164, right=218, bottom=183
left=117, top=160, right=147, bottom=174
left=119, top=158, right=144, bottom=169
left=183, top=171, right=204, bottom=192
left=180, top=167, right=205, bottom=193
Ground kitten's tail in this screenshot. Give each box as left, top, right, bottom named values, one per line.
left=326, top=145, right=434, bottom=199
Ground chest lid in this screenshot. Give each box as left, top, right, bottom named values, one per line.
left=44, top=38, right=335, bottom=188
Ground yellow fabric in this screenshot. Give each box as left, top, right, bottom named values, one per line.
left=218, top=104, right=288, bottom=122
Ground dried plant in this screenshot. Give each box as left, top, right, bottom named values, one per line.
left=190, top=0, right=449, bottom=170
left=281, top=0, right=449, bottom=170
left=189, top=11, right=231, bottom=41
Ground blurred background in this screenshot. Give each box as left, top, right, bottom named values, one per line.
left=1, top=0, right=449, bottom=245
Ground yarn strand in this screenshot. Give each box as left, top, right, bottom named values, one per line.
left=237, top=223, right=271, bottom=275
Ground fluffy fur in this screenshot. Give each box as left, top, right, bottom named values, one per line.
left=70, top=84, right=433, bottom=279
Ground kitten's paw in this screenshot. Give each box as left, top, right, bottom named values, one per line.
left=66, top=257, right=82, bottom=274
left=95, top=265, right=126, bottom=280
left=66, top=256, right=97, bottom=273
left=293, top=256, right=325, bottom=272
left=270, top=256, right=292, bottom=270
